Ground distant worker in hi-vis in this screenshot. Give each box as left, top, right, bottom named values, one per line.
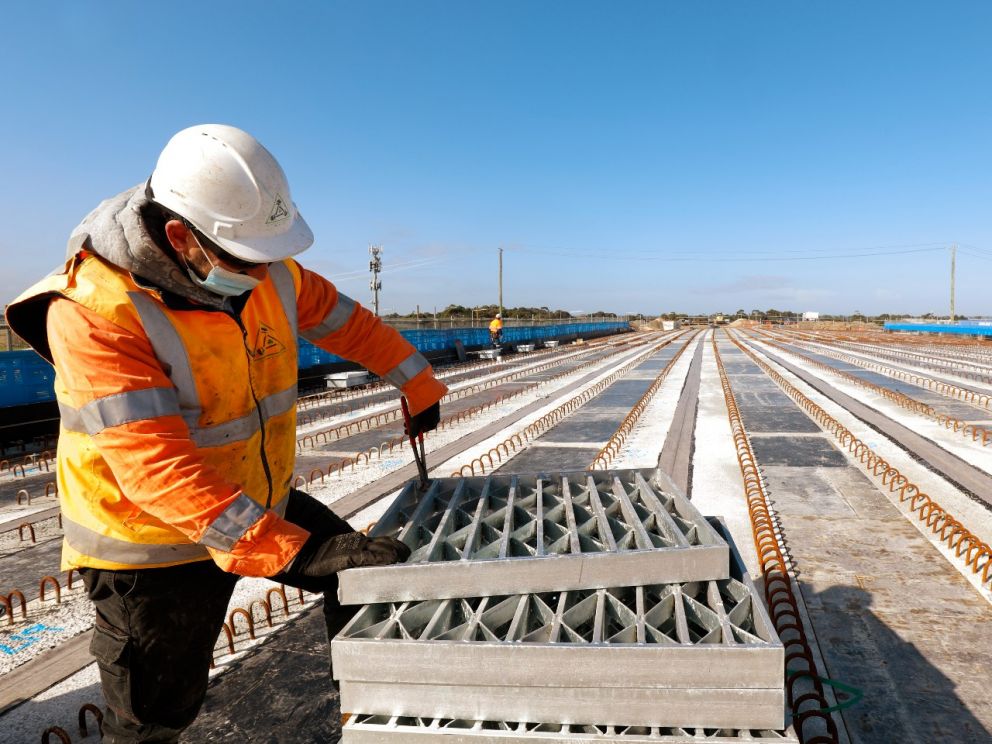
left=489, top=312, right=504, bottom=346
left=4, top=124, right=447, bottom=743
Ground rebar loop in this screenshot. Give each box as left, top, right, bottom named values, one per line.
left=712, top=332, right=838, bottom=744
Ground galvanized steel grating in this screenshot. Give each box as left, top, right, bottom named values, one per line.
left=332, top=520, right=784, bottom=729
left=340, top=579, right=769, bottom=648
left=338, top=468, right=728, bottom=604
left=342, top=714, right=800, bottom=743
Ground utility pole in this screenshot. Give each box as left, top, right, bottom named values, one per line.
left=369, top=244, right=382, bottom=317
left=950, top=244, right=956, bottom=322
left=498, top=246, right=504, bottom=317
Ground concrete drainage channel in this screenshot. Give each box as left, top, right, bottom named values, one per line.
left=713, top=329, right=992, bottom=742
left=730, top=332, right=992, bottom=591
left=711, top=334, right=838, bottom=743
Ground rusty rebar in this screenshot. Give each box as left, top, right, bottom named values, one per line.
left=39, top=576, right=61, bottom=603
left=78, top=702, right=103, bottom=737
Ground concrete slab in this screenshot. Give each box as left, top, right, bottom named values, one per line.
left=738, top=406, right=822, bottom=433
left=748, top=435, right=848, bottom=468
left=757, top=467, right=860, bottom=518
left=731, top=390, right=798, bottom=406
left=180, top=603, right=341, bottom=743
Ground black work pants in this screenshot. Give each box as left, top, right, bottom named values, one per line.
left=81, top=490, right=355, bottom=744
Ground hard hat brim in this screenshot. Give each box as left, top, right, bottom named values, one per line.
left=213, top=209, right=314, bottom=263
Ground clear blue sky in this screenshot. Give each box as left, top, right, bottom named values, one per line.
left=2, top=1, right=990, bottom=317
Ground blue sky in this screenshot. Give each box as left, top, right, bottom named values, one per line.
left=1, top=1, right=990, bottom=316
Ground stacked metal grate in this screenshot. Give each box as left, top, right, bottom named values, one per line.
left=333, top=468, right=797, bottom=743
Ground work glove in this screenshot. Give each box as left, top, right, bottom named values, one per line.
left=404, top=401, right=441, bottom=437
left=291, top=531, right=411, bottom=579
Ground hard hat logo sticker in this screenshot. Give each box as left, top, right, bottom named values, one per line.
left=267, top=195, right=290, bottom=224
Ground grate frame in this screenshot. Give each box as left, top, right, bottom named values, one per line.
left=333, top=520, right=784, bottom=730
left=339, top=468, right=728, bottom=605
left=339, top=684, right=784, bottom=732
left=342, top=714, right=800, bottom=743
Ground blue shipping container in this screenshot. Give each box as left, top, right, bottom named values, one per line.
left=0, top=351, right=57, bottom=407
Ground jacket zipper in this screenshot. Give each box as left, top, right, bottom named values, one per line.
left=229, top=308, right=275, bottom=509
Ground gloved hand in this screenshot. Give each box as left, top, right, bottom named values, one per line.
left=291, top=531, right=411, bottom=579
left=404, top=401, right=440, bottom=437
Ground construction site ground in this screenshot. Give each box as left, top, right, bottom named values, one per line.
left=1, top=328, right=991, bottom=743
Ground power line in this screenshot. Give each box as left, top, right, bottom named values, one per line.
left=508, top=245, right=947, bottom=262
left=957, top=247, right=992, bottom=262
left=958, top=243, right=992, bottom=256
left=512, top=240, right=952, bottom=258
left=331, top=256, right=443, bottom=280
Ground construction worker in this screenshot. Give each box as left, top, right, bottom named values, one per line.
left=4, top=124, right=447, bottom=743
left=489, top=312, right=503, bottom=346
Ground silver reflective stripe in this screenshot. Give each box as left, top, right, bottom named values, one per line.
left=190, top=411, right=257, bottom=448
left=268, top=262, right=298, bottom=337
left=384, top=351, right=430, bottom=389
left=58, top=402, right=86, bottom=433
left=189, top=383, right=298, bottom=448
left=272, top=497, right=289, bottom=517
left=62, top=514, right=209, bottom=564
left=259, top=383, right=297, bottom=421
left=57, top=387, right=181, bottom=436
left=129, top=292, right=201, bottom=430
left=199, top=493, right=266, bottom=551
left=300, top=293, right=356, bottom=341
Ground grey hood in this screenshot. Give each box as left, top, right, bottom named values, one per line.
left=68, top=184, right=227, bottom=309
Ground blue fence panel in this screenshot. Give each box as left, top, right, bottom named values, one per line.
left=884, top=323, right=992, bottom=337
left=2, top=323, right=631, bottom=407
left=0, top=351, right=56, bottom=407
left=296, top=322, right=629, bottom=370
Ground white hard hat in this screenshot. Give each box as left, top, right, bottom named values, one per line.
left=149, top=124, right=313, bottom=262
left=496, top=313, right=501, bottom=318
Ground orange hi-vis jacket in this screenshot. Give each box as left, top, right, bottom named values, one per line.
left=6, top=252, right=447, bottom=576
left=489, top=317, right=503, bottom=333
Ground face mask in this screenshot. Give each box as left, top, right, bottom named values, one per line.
left=185, top=232, right=262, bottom=297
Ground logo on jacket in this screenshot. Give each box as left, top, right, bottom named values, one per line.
left=252, top=324, right=287, bottom=360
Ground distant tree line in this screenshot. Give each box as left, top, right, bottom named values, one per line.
left=653, top=309, right=969, bottom=323
left=378, top=305, right=969, bottom=323
left=383, top=305, right=646, bottom=321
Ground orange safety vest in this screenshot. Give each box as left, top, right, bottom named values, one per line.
left=6, top=252, right=446, bottom=575
left=489, top=318, right=503, bottom=333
